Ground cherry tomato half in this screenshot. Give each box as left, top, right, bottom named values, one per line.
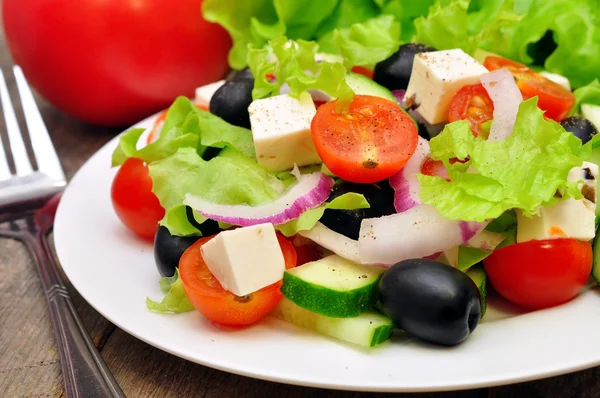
left=448, top=83, right=494, bottom=136
left=311, top=95, right=418, bottom=183
left=484, top=238, right=592, bottom=310
left=111, top=158, right=165, bottom=240
left=179, top=234, right=297, bottom=327
left=420, top=157, right=449, bottom=181
left=484, top=56, right=575, bottom=121
left=351, top=66, right=374, bottom=80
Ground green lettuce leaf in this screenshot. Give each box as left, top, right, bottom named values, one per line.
left=316, top=0, right=381, bottom=50
left=146, top=270, right=194, bottom=314
left=150, top=147, right=285, bottom=235
left=276, top=192, right=369, bottom=236
left=418, top=98, right=592, bottom=222
left=504, top=0, right=600, bottom=88
left=111, top=97, right=255, bottom=167
left=571, top=80, right=600, bottom=116
left=248, top=36, right=354, bottom=103
left=326, top=15, right=401, bottom=69
left=374, top=0, right=434, bottom=42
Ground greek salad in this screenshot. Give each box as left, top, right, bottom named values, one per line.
left=110, top=0, right=600, bottom=348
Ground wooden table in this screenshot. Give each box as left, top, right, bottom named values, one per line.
left=1, top=16, right=600, bottom=398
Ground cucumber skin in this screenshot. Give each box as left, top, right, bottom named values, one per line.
left=273, top=298, right=394, bottom=347
left=281, top=271, right=382, bottom=318
left=466, top=266, right=487, bottom=318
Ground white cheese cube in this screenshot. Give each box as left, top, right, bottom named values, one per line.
left=402, top=49, right=489, bottom=125
left=200, top=223, right=286, bottom=297
left=540, top=71, right=571, bottom=91
left=249, top=92, right=321, bottom=172
left=517, top=162, right=598, bottom=242
left=194, top=80, right=225, bottom=106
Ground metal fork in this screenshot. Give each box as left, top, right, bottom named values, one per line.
left=0, top=66, right=125, bottom=398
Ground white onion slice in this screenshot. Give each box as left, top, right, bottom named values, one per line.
left=358, top=204, right=488, bottom=266
left=298, top=222, right=361, bottom=264
left=480, top=68, right=523, bottom=141
left=389, top=137, right=430, bottom=212
left=466, top=230, right=505, bottom=251
left=184, top=169, right=334, bottom=227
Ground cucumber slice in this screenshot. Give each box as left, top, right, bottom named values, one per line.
left=466, top=265, right=487, bottom=318
left=582, top=104, right=600, bottom=132
left=583, top=131, right=600, bottom=219
left=346, top=72, right=397, bottom=102
left=592, top=224, right=600, bottom=284
left=272, top=298, right=393, bottom=347
left=281, top=255, right=384, bottom=318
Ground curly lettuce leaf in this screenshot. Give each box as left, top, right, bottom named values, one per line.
left=146, top=270, right=194, bottom=314
left=248, top=36, right=354, bottom=103
left=504, top=0, right=600, bottom=88
left=325, top=15, right=401, bottom=69
left=571, top=80, right=600, bottom=116
left=277, top=192, right=369, bottom=236
left=150, top=147, right=285, bottom=235
left=111, top=97, right=255, bottom=167
left=418, top=98, right=593, bottom=222
left=374, top=0, right=434, bottom=42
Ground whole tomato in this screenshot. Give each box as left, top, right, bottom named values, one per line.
left=2, top=0, right=232, bottom=126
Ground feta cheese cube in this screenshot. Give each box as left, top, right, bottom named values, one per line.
left=402, top=49, right=489, bottom=125
left=200, top=223, right=286, bottom=297
left=517, top=162, right=598, bottom=242
left=249, top=93, right=321, bottom=172
left=194, top=80, right=225, bottom=106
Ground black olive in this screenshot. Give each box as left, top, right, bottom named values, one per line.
left=379, top=259, right=482, bottom=346
left=154, top=208, right=223, bottom=277
left=229, top=67, right=253, bottom=81
left=154, top=226, right=200, bottom=277
left=319, top=180, right=396, bottom=240
left=560, top=116, right=598, bottom=144
left=209, top=79, right=254, bottom=128
left=373, top=43, right=436, bottom=91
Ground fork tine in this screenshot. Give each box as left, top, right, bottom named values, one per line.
left=0, top=103, right=10, bottom=180
left=13, top=66, right=65, bottom=183
left=0, top=68, right=33, bottom=177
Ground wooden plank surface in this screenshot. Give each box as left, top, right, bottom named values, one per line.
left=0, top=10, right=599, bottom=398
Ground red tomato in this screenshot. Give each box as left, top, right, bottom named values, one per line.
left=111, top=158, right=165, bottom=240
left=179, top=234, right=297, bottom=327
left=420, top=157, right=449, bottom=181
left=448, top=84, right=494, bottom=136
left=484, top=239, right=592, bottom=310
left=2, top=0, right=231, bottom=126
left=483, top=56, right=575, bottom=121
left=311, top=95, right=418, bottom=183
left=351, top=66, right=374, bottom=80
left=292, top=241, right=321, bottom=266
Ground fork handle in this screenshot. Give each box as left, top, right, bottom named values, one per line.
left=26, top=196, right=126, bottom=398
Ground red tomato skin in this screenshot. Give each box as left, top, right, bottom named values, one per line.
left=111, top=158, right=165, bottom=241
left=2, top=0, right=231, bottom=126
left=447, top=83, right=494, bottom=136
left=179, top=234, right=297, bottom=327
left=484, top=239, right=592, bottom=310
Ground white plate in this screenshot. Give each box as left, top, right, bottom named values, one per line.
left=54, top=114, right=600, bottom=393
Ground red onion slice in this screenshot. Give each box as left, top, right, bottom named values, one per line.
left=184, top=169, right=334, bottom=227
left=389, top=137, right=430, bottom=213
left=480, top=68, right=523, bottom=141
left=392, top=89, right=406, bottom=105
left=358, top=204, right=488, bottom=266
left=298, top=222, right=361, bottom=264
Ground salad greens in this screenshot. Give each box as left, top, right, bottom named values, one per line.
left=418, top=98, right=599, bottom=222
left=248, top=37, right=354, bottom=102
left=571, top=80, right=600, bottom=115
left=204, top=0, right=599, bottom=88
left=146, top=270, right=194, bottom=314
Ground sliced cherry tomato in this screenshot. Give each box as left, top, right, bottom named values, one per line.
left=483, top=238, right=592, bottom=310
left=311, top=95, right=418, bottom=183
left=111, top=158, right=165, bottom=240
left=420, top=157, right=449, bottom=181
left=483, top=56, right=575, bottom=121
left=179, top=233, right=297, bottom=327
left=448, top=84, right=494, bottom=136
left=292, top=241, right=321, bottom=266
left=351, top=65, right=374, bottom=80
